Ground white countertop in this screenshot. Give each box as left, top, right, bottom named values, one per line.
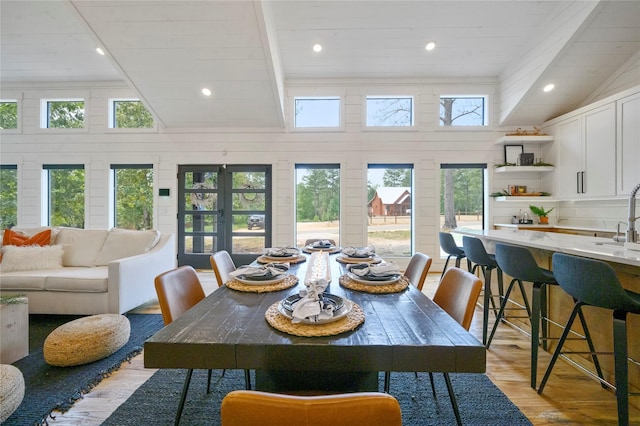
left=454, top=228, right=640, bottom=268
left=494, top=223, right=616, bottom=233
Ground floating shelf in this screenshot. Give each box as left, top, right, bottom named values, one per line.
left=494, top=166, right=555, bottom=173
left=493, top=196, right=556, bottom=202
left=494, top=135, right=554, bottom=145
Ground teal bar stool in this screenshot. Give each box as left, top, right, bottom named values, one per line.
left=438, top=232, right=472, bottom=280
left=462, top=236, right=503, bottom=345
left=489, top=243, right=559, bottom=389
left=538, top=253, right=640, bottom=426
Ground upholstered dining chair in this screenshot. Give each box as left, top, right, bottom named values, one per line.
left=429, top=267, right=482, bottom=426
left=220, top=390, right=402, bottom=426
left=154, top=265, right=214, bottom=425
left=438, top=231, right=472, bottom=280
left=210, top=250, right=236, bottom=287
left=404, top=252, right=433, bottom=291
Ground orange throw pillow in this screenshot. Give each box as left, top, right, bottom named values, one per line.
left=3, top=228, right=52, bottom=246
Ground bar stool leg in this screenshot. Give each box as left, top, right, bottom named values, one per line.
left=613, top=310, right=629, bottom=426
left=576, top=309, right=606, bottom=386
left=531, top=282, right=543, bottom=389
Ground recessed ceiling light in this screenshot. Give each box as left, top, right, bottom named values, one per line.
left=313, top=44, right=322, bottom=53
left=201, top=88, right=212, bottom=96
left=96, top=47, right=105, bottom=56
left=543, top=84, right=555, bottom=92
left=425, top=42, right=436, bottom=51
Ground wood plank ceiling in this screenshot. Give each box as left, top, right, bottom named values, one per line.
left=1, top=0, right=639, bottom=130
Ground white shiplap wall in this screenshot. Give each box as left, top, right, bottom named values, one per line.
left=1, top=78, right=633, bottom=269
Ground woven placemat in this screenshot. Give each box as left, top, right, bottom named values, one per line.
left=226, top=274, right=299, bottom=293
left=256, top=255, right=307, bottom=264
left=335, top=255, right=382, bottom=264
left=338, top=274, right=409, bottom=294
left=265, top=301, right=365, bottom=337
left=302, top=247, right=341, bottom=254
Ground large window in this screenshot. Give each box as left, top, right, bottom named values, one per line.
left=367, top=164, right=413, bottom=257
left=0, top=101, right=18, bottom=129
left=43, top=165, right=85, bottom=227
left=295, top=164, right=340, bottom=247
left=0, top=165, right=17, bottom=228
left=111, top=164, right=154, bottom=230
left=439, top=96, right=488, bottom=126
left=366, top=96, right=413, bottom=127
left=294, top=97, right=340, bottom=128
left=109, top=99, right=154, bottom=128
left=41, top=99, right=85, bottom=128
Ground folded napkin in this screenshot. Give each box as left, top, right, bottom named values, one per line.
left=263, top=247, right=300, bottom=257
left=341, top=246, right=375, bottom=258
left=348, top=262, right=401, bottom=278
left=291, top=279, right=334, bottom=323
left=311, top=240, right=334, bottom=248
left=229, top=262, right=289, bottom=279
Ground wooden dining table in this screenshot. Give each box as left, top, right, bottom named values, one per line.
left=144, top=252, right=486, bottom=392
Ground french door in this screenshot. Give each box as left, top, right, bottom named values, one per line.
left=177, top=165, right=271, bottom=269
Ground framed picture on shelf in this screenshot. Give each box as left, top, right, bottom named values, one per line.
left=504, top=145, right=523, bottom=164
left=519, top=152, right=535, bottom=166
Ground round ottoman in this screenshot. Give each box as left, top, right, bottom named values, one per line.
left=44, top=314, right=130, bottom=367
left=0, top=364, right=25, bottom=422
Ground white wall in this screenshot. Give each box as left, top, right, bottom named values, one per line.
left=1, top=78, right=635, bottom=269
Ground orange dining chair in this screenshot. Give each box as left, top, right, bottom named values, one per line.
left=155, top=266, right=252, bottom=425
left=154, top=265, right=214, bottom=425
left=428, top=267, right=482, bottom=426
left=404, top=252, right=433, bottom=291
left=220, top=390, right=402, bottom=426
left=383, top=252, right=433, bottom=392
left=210, top=250, right=236, bottom=287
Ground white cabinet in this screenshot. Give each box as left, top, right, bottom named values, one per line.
left=616, top=92, right=640, bottom=195
left=550, top=103, right=616, bottom=198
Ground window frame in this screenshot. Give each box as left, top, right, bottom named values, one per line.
left=40, top=98, right=86, bottom=130
left=438, top=94, right=489, bottom=128
left=364, top=95, right=415, bottom=130
left=294, top=163, right=341, bottom=247
left=42, top=164, right=85, bottom=227
left=110, top=164, right=155, bottom=230
left=291, top=96, right=344, bottom=132
left=367, top=163, right=414, bottom=258
left=107, top=98, right=157, bottom=131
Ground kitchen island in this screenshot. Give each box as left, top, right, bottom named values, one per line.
left=453, top=228, right=639, bottom=403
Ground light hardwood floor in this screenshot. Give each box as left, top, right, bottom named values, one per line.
left=48, top=272, right=639, bottom=425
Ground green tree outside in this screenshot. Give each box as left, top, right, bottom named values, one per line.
left=49, top=168, right=85, bottom=227
left=296, top=169, right=340, bottom=222
left=0, top=102, right=17, bottom=129
left=114, top=101, right=153, bottom=128
left=47, top=101, right=84, bottom=128
left=115, top=168, right=153, bottom=229
left=0, top=169, right=17, bottom=228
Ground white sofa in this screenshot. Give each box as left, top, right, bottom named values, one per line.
left=0, top=227, right=175, bottom=315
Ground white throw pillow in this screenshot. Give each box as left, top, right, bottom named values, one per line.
left=1, top=245, right=64, bottom=272
left=95, top=228, right=161, bottom=266
left=56, top=228, right=109, bottom=267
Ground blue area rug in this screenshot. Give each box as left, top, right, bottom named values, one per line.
left=4, top=313, right=164, bottom=426
left=103, top=369, right=532, bottom=425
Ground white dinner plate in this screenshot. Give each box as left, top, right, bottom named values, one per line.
left=278, top=298, right=353, bottom=325
left=347, top=272, right=401, bottom=286
left=235, top=275, right=286, bottom=285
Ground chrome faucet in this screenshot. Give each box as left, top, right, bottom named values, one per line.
left=625, top=183, right=640, bottom=243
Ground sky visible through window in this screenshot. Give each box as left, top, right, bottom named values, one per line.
left=294, top=98, right=339, bottom=127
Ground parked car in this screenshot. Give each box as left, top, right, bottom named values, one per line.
left=247, top=214, right=265, bottom=230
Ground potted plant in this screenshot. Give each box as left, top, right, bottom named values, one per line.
left=529, top=205, right=554, bottom=224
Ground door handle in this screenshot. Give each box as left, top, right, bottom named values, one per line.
left=581, top=171, right=585, bottom=193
